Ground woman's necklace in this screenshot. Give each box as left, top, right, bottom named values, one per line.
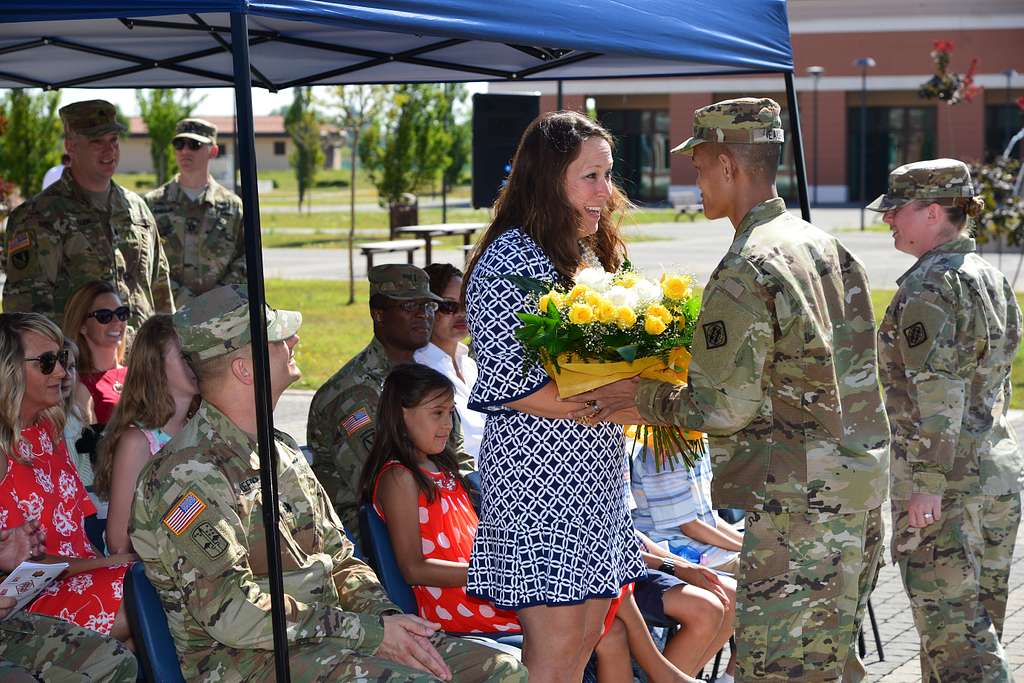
left=579, top=241, right=601, bottom=269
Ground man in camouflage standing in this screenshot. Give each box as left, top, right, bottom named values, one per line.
left=309, top=264, right=473, bottom=544
left=129, top=284, right=525, bottom=683
left=871, top=159, right=1022, bottom=682
left=145, top=118, right=245, bottom=306
left=576, top=98, right=890, bottom=681
left=2, top=99, right=173, bottom=329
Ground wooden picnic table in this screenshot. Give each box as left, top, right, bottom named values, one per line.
left=396, top=222, right=486, bottom=266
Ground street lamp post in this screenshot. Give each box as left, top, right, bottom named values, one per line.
left=807, top=66, right=825, bottom=206
left=855, top=57, right=876, bottom=231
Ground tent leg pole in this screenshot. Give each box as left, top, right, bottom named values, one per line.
left=230, top=12, right=292, bottom=683
left=785, top=71, right=812, bottom=222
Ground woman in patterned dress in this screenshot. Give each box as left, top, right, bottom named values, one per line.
left=463, top=111, right=647, bottom=681
left=0, top=313, right=134, bottom=645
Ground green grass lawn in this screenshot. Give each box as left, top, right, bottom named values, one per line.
left=269, top=279, right=1024, bottom=410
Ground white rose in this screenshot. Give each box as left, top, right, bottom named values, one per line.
left=633, top=279, right=663, bottom=305
left=605, top=285, right=639, bottom=309
left=575, top=267, right=612, bottom=292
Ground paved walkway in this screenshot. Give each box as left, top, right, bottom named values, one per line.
left=273, top=390, right=1024, bottom=682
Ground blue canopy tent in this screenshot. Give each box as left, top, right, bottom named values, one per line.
left=1, top=3, right=802, bottom=679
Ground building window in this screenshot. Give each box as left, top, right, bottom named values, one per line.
left=274, top=141, right=286, bottom=156
left=985, top=104, right=1023, bottom=161
left=219, top=142, right=229, bottom=156
left=597, top=108, right=670, bottom=202
left=847, top=106, right=937, bottom=203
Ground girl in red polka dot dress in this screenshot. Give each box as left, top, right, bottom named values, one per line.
left=360, top=364, right=521, bottom=634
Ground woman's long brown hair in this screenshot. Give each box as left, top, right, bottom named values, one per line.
left=464, top=110, right=630, bottom=288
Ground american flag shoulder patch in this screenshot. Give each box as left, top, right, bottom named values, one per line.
left=341, top=406, right=372, bottom=437
left=163, top=491, right=207, bottom=536
left=8, top=232, right=31, bottom=254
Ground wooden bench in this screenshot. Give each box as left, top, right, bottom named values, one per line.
left=359, top=239, right=425, bottom=270
left=669, top=190, right=703, bottom=221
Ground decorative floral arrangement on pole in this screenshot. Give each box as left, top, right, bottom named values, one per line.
left=918, top=40, right=982, bottom=105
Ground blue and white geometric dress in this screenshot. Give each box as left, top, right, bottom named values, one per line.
left=465, top=228, right=646, bottom=610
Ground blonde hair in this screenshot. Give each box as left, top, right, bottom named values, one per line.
left=0, top=313, right=67, bottom=465
left=62, top=280, right=127, bottom=373
left=95, top=315, right=195, bottom=499
left=61, top=338, right=85, bottom=424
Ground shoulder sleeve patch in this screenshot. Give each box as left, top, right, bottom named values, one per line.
left=702, top=320, right=728, bottom=350
left=8, top=231, right=31, bottom=254
left=902, top=321, right=928, bottom=348
left=162, top=491, right=207, bottom=536
left=190, top=521, right=229, bottom=559
left=341, top=406, right=373, bottom=437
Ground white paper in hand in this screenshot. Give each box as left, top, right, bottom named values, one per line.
left=0, top=561, right=69, bottom=619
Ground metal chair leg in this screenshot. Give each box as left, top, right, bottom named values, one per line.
left=868, top=598, right=884, bottom=661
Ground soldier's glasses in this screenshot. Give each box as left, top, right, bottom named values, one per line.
left=172, top=139, right=206, bottom=151
left=387, top=301, right=438, bottom=314
left=87, top=306, right=132, bottom=324
left=436, top=300, right=464, bottom=315
left=24, top=349, right=70, bottom=375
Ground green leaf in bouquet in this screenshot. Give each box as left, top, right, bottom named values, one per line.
left=487, top=274, right=553, bottom=296
left=515, top=312, right=547, bottom=326
left=615, top=344, right=639, bottom=362
left=684, top=295, right=701, bottom=320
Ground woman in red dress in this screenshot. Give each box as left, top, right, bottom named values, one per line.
left=0, top=313, right=134, bottom=644
left=61, top=281, right=129, bottom=425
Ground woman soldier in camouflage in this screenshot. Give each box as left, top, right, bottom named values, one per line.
left=870, top=158, right=1023, bottom=682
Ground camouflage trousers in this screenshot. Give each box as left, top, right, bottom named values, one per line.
left=735, top=507, right=883, bottom=682
left=0, top=612, right=138, bottom=682
left=189, top=630, right=526, bottom=683
left=892, top=492, right=1020, bottom=683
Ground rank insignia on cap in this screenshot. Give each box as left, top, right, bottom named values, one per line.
left=191, top=521, right=229, bottom=559
left=341, top=407, right=372, bottom=437
left=903, top=322, right=928, bottom=348
left=703, top=320, right=728, bottom=350
left=163, top=491, right=207, bottom=536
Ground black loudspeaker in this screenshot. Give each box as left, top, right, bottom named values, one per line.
left=472, top=93, right=540, bottom=209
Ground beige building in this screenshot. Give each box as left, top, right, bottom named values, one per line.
left=119, top=115, right=344, bottom=174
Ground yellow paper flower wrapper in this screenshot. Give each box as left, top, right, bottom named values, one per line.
left=544, top=347, right=705, bottom=470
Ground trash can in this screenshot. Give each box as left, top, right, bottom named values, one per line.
left=389, top=192, right=419, bottom=238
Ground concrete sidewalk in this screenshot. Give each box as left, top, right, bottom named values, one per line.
left=273, top=389, right=1024, bottom=681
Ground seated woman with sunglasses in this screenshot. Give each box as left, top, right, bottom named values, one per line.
left=413, top=263, right=485, bottom=459
left=0, top=313, right=135, bottom=645
left=62, top=281, right=131, bottom=426
left=95, top=315, right=199, bottom=555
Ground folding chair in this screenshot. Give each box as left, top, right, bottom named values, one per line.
left=123, top=561, right=186, bottom=683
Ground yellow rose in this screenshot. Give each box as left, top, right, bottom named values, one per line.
left=617, top=272, right=640, bottom=288
left=537, top=291, right=565, bottom=312
left=645, top=303, right=672, bottom=323
left=615, top=306, right=637, bottom=329
left=585, top=291, right=604, bottom=307
left=567, top=284, right=590, bottom=302
left=597, top=301, right=618, bottom=324
left=568, top=303, right=596, bottom=325
left=661, top=274, right=693, bottom=300
left=644, top=315, right=668, bottom=335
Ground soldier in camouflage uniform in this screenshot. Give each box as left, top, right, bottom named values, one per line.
left=0, top=522, right=138, bottom=682
left=2, top=100, right=173, bottom=330
left=309, top=265, right=474, bottom=544
left=129, top=284, right=523, bottom=683
left=577, top=98, right=890, bottom=681
left=870, top=159, right=1022, bottom=682
left=144, top=118, right=246, bottom=307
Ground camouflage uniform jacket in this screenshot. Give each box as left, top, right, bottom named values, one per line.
left=2, top=168, right=173, bottom=328
left=130, top=400, right=399, bottom=679
left=878, top=236, right=1024, bottom=500
left=636, top=198, right=890, bottom=516
left=144, top=175, right=246, bottom=306
left=309, top=338, right=475, bottom=540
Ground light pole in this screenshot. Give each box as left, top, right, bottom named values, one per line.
left=855, top=57, right=876, bottom=230
left=807, top=66, right=825, bottom=206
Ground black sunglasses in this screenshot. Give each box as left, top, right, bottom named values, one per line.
left=87, top=306, right=131, bottom=324
left=386, top=301, right=438, bottom=314
left=172, top=138, right=206, bottom=151
left=436, top=300, right=464, bottom=315
left=25, top=349, right=70, bottom=375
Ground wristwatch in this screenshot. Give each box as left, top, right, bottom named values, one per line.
left=657, top=559, right=676, bottom=577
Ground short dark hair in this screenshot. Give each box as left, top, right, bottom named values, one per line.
left=424, top=263, right=463, bottom=298
left=710, top=142, right=782, bottom=184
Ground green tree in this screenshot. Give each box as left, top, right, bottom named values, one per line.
left=359, top=84, right=452, bottom=229
left=322, top=84, right=384, bottom=304
left=285, top=87, right=324, bottom=213
left=0, top=89, right=63, bottom=198
left=441, top=84, right=471, bottom=193
left=137, top=89, right=202, bottom=185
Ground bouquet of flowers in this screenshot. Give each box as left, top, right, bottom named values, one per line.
left=505, top=261, right=704, bottom=469
left=917, top=40, right=981, bottom=105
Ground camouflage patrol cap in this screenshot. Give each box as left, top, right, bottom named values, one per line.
left=671, top=97, right=785, bottom=155
left=59, top=100, right=126, bottom=139
left=173, top=118, right=217, bottom=145
left=368, top=264, right=443, bottom=302
left=866, top=158, right=977, bottom=212
left=173, top=285, right=302, bottom=361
